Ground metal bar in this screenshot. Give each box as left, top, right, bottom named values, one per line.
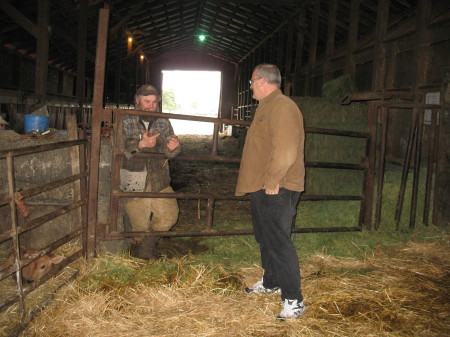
left=423, top=109, right=438, bottom=225
left=113, top=191, right=362, bottom=201
left=0, top=139, right=87, bottom=158
left=362, top=102, right=378, bottom=230
left=395, top=107, right=419, bottom=228
left=106, top=225, right=362, bottom=240
left=87, top=7, right=109, bottom=258
left=205, top=198, right=214, bottom=231
left=409, top=107, right=424, bottom=229
left=6, top=152, right=25, bottom=312
left=0, top=173, right=87, bottom=206
left=375, top=106, right=389, bottom=230
left=0, top=200, right=86, bottom=243
left=341, top=91, right=420, bottom=104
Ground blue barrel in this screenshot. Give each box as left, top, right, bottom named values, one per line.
left=24, top=115, right=50, bottom=133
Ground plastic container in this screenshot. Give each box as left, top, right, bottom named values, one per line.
left=24, top=115, right=50, bottom=133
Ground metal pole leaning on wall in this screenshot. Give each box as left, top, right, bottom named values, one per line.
left=87, top=7, right=109, bottom=258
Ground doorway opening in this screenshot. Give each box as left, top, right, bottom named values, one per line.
left=162, top=70, right=221, bottom=135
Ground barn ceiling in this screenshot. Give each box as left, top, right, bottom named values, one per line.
left=0, top=0, right=419, bottom=75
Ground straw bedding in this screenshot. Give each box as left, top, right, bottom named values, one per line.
left=14, top=241, right=449, bottom=337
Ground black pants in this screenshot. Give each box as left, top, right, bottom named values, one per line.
left=250, top=188, right=303, bottom=301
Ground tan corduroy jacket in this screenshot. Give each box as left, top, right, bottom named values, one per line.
left=235, top=89, right=305, bottom=196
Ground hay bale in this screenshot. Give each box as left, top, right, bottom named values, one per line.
left=321, top=74, right=358, bottom=103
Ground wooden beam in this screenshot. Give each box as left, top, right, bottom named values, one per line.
left=371, top=0, right=389, bottom=91
left=346, top=0, right=359, bottom=75
left=76, top=0, right=89, bottom=102
left=0, top=0, right=37, bottom=37
left=35, top=0, right=50, bottom=100
left=306, top=0, right=320, bottom=95
left=293, top=10, right=306, bottom=96
left=324, top=0, right=338, bottom=82
left=432, top=72, right=450, bottom=226
left=284, top=20, right=294, bottom=95
left=413, top=0, right=431, bottom=90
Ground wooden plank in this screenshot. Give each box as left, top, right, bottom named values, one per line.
left=66, top=115, right=82, bottom=225
left=35, top=0, right=50, bottom=100
left=306, top=0, right=320, bottom=95
left=346, top=0, right=359, bottom=75
left=413, top=0, right=431, bottom=89
left=293, top=10, right=306, bottom=96
left=284, top=20, right=294, bottom=96
left=371, top=0, right=389, bottom=91
left=432, top=75, right=450, bottom=226
left=324, top=0, right=338, bottom=82
left=76, top=0, right=88, bottom=102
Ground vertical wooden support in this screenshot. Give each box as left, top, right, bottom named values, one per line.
left=371, top=0, right=389, bottom=91
left=306, top=0, right=320, bottom=96
left=346, top=0, right=359, bottom=76
left=284, top=21, right=294, bottom=96
left=114, top=29, right=123, bottom=106
left=413, top=0, right=431, bottom=90
left=324, top=0, right=337, bottom=82
left=66, top=115, right=84, bottom=242
left=87, top=8, right=109, bottom=258
left=432, top=75, right=450, bottom=226
left=6, top=153, right=25, bottom=312
left=35, top=0, right=50, bottom=101
left=76, top=0, right=88, bottom=104
left=293, top=10, right=306, bottom=96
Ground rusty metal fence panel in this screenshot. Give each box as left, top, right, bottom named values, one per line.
left=0, top=139, right=88, bottom=318
left=103, top=108, right=372, bottom=242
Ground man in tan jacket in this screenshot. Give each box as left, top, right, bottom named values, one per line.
left=235, top=64, right=306, bottom=320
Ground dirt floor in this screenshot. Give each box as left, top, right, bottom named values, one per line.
left=153, top=134, right=250, bottom=258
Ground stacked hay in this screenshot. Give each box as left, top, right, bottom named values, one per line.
left=17, top=242, right=449, bottom=337
left=292, top=75, right=367, bottom=196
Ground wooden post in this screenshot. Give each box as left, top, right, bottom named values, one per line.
left=371, top=0, right=389, bottom=91
left=293, top=10, right=306, bottom=96
left=284, top=20, right=294, bottom=96
left=76, top=0, right=88, bottom=104
left=413, top=0, right=431, bottom=90
left=346, top=0, right=359, bottom=76
left=432, top=74, right=450, bottom=226
left=324, top=0, right=337, bottom=82
left=35, top=0, right=50, bottom=101
left=306, top=0, right=320, bottom=96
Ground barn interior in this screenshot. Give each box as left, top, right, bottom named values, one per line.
left=0, top=0, right=449, bottom=335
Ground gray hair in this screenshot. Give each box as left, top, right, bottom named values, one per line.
left=254, top=64, right=282, bottom=87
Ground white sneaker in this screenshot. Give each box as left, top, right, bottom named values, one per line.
left=277, top=299, right=306, bottom=320
left=244, top=279, right=281, bottom=294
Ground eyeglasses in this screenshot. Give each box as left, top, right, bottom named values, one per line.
left=249, top=77, right=262, bottom=85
